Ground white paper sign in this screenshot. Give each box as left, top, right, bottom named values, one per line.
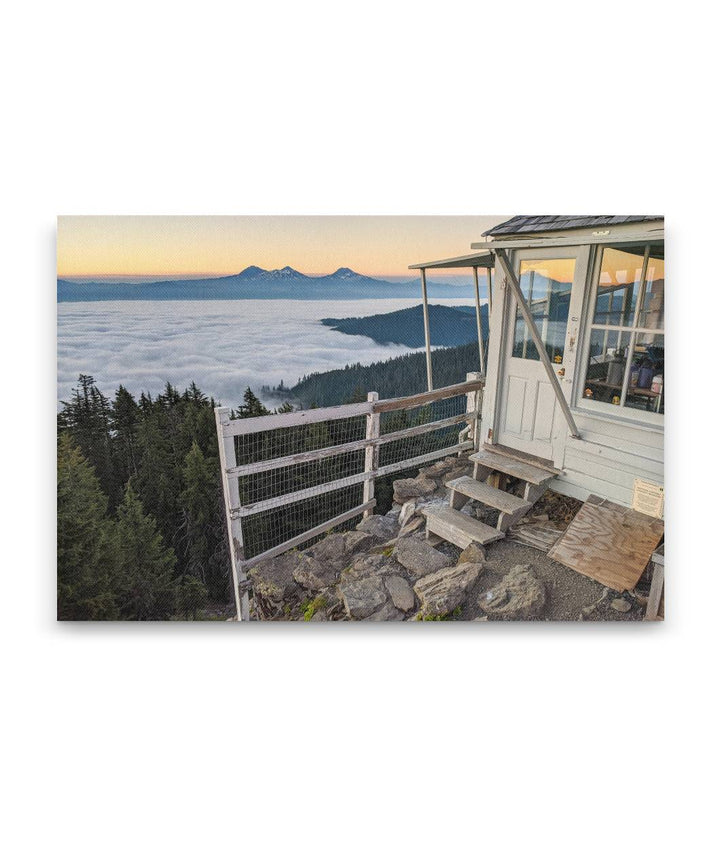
left=632, top=479, right=664, bottom=518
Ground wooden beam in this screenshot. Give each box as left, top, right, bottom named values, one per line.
left=363, top=392, right=380, bottom=518
left=374, top=441, right=473, bottom=477
left=372, top=378, right=483, bottom=413
left=215, top=407, right=248, bottom=621
left=240, top=500, right=376, bottom=572
left=470, top=231, right=664, bottom=251
left=222, top=400, right=371, bottom=436
left=420, top=268, right=433, bottom=391
left=495, top=249, right=581, bottom=440
left=472, top=267, right=486, bottom=376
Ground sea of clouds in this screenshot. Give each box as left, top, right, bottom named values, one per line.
left=57, top=298, right=477, bottom=409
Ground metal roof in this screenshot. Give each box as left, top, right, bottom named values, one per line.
left=408, top=251, right=494, bottom=270
left=483, top=215, right=663, bottom=236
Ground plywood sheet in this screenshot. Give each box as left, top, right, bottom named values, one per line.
left=548, top=497, right=664, bottom=591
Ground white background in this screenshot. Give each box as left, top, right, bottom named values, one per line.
left=3, top=1, right=718, bottom=854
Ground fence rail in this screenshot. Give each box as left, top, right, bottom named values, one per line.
left=215, top=373, right=484, bottom=620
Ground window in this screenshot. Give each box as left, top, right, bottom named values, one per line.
left=512, top=258, right=575, bottom=362
left=582, top=244, right=664, bottom=416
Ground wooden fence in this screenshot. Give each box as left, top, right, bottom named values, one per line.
left=215, top=373, right=484, bottom=619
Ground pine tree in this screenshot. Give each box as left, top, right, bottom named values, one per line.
left=179, top=441, right=218, bottom=584
left=113, top=483, right=177, bottom=620
left=57, top=436, right=117, bottom=620
left=237, top=387, right=270, bottom=418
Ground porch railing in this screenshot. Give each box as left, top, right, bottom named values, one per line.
left=215, top=373, right=484, bottom=619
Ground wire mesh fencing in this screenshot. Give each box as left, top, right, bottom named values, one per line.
left=215, top=374, right=483, bottom=619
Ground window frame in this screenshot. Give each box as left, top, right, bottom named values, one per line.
left=575, top=241, right=664, bottom=427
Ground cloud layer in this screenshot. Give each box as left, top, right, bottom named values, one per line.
left=57, top=298, right=476, bottom=409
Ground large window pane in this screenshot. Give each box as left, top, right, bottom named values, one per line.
left=582, top=331, right=632, bottom=404
left=593, top=246, right=646, bottom=326
left=625, top=332, right=664, bottom=414
left=511, top=258, right=575, bottom=362
left=637, top=249, right=665, bottom=329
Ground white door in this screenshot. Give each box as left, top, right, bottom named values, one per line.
left=496, top=249, right=587, bottom=464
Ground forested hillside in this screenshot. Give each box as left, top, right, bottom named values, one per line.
left=321, top=304, right=486, bottom=347
left=292, top=340, right=483, bottom=407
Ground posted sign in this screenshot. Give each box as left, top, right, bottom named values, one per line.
left=632, top=479, right=664, bottom=518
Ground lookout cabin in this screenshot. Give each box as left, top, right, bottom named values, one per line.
left=409, top=215, right=664, bottom=510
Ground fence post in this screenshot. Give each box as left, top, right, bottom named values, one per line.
left=215, top=407, right=250, bottom=621
left=363, top=391, right=380, bottom=518
left=465, top=372, right=483, bottom=452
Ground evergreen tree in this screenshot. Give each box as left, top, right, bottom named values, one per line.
left=237, top=387, right=270, bottom=418
left=176, top=575, right=209, bottom=620
left=113, top=483, right=177, bottom=620
left=57, top=436, right=117, bottom=620
left=179, top=441, right=218, bottom=585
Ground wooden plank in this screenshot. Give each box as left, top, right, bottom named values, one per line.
left=446, top=476, right=531, bottom=516
left=423, top=506, right=506, bottom=548
left=214, top=407, right=247, bottom=621
left=372, top=379, right=483, bottom=413
left=469, top=231, right=664, bottom=250
left=222, top=400, right=372, bottom=436
left=420, top=267, right=433, bottom=390
left=470, top=448, right=553, bottom=485
left=240, top=500, right=376, bottom=572
left=548, top=499, right=664, bottom=591
left=484, top=443, right=563, bottom=476
left=645, top=558, right=665, bottom=621
left=232, top=470, right=372, bottom=517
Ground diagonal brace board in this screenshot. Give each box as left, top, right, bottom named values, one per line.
left=494, top=248, right=580, bottom=439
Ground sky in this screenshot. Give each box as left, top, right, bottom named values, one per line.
left=57, top=215, right=506, bottom=280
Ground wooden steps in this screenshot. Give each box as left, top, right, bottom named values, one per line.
left=422, top=506, right=506, bottom=549
left=470, top=448, right=554, bottom=485
left=446, top=476, right=531, bottom=516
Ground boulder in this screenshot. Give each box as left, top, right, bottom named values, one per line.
left=364, top=602, right=404, bottom=621
left=385, top=575, right=416, bottom=612
left=340, top=575, right=388, bottom=620
left=392, top=476, right=437, bottom=504
left=394, top=538, right=452, bottom=578
left=357, top=513, right=399, bottom=542
left=610, top=597, right=632, bottom=613
left=459, top=542, right=486, bottom=565
left=343, top=530, right=375, bottom=556
left=479, top=564, right=546, bottom=620
left=293, top=556, right=340, bottom=592
left=398, top=500, right=417, bottom=528
left=421, top=460, right=454, bottom=480
left=414, top=562, right=483, bottom=616
left=398, top=515, right=425, bottom=538
left=250, top=551, right=303, bottom=603
left=307, top=532, right=347, bottom=567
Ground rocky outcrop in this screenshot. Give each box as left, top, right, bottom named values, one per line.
left=479, top=564, right=546, bottom=620
left=385, top=575, right=416, bottom=613
left=394, top=538, right=452, bottom=579
left=414, top=562, right=483, bottom=616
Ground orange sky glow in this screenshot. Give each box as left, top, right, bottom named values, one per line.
left=57, top=215, right=507, bottom=279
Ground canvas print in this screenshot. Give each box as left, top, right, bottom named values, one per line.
left=57, top=215, right=665, bottom=622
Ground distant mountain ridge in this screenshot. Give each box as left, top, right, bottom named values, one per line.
left=57, top=265, right=482, bottom=301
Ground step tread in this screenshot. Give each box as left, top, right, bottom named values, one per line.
left=470, top=449, right=554, bottom=485
left=423, top=506, right=506, bottom=548
left=447, top=476, right=533, bottom=515
left=482, top=443, right=563, bottom=476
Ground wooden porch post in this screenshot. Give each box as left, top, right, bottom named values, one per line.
left=494, top=248, right=581, bottom=439
left=472, top=266, right=486, bottom=376
left=215, top=407, right=250, bottom=621
left=420, top=267, right=433, bottom=390
left=363, top=391, right=380, bottom=518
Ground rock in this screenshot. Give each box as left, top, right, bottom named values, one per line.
left=610, top=597, right=632, bottom=613
left=250, top=551, right=303, bottom=603
left=343, top=530, right=375, bottom=555
left=399, top=515, right=425, bottom=538
left=394, top=538, right=452, bottom=578
left=479, top=564, right=546, bottom=620
left=414, top=562, right=483, bottom=616
left=307, top=532, right=347, bottom=567
left=459, top=543, right=486, bottom=565
left=357, top=514, right=399, bottom=542
left=443, top=464, right=473, bottom=485
left=385, top=575, right=415, bottom=612
left=340, top=575, right=388, bottom=619
left=393, top=475, right=437, bottom=504
left=398, top=500, right=417, bottom=528
left=422, top=460, right=454, bottom=479
left=293, top=556, right=340, bottom=591
left=364, top=602, right=404, bottom=621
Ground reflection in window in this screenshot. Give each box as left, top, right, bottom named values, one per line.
left=512, top=258, right=575, bottom=362
left=583, top=243, right=664, bottom=416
